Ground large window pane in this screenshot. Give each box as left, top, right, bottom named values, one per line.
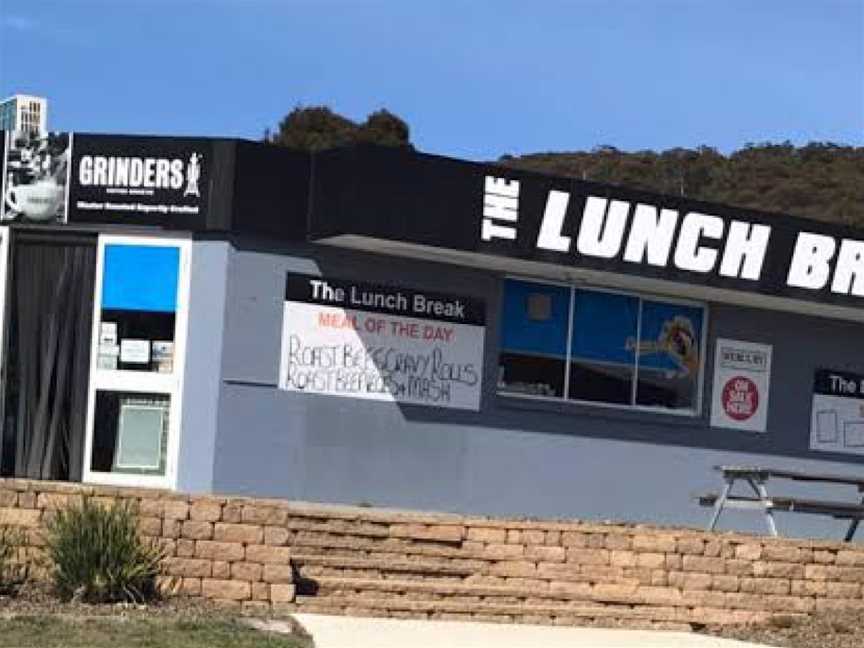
left=97, top=245, right=179, bottom=372
left=497, top=280, right=569, bottom=397
left=91, top=391, right=170, bottom=476
left=635, top=300, right=704, bottom=410
left=568, top=290, right=638, bottom=405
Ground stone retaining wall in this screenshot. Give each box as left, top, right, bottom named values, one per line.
left=2, top=478, right=863, bottom=629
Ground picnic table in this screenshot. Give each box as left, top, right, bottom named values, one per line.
left=699, top=465, right=864, bottom=541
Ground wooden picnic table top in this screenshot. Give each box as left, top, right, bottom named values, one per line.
left=716, top=465, right=864, bottom=489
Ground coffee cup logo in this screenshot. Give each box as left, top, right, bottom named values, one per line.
left=5, top=179, right=65, bottom=222
left=2, top=131, right=71, bottom=224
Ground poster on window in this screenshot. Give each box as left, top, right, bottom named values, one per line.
left=710, top=339, right=772, bottom=432
left=1, top=130, right=72, bottom=224
left=810, top=370, right=864, bottom=456
left=278, top=273, right=485, bottom=410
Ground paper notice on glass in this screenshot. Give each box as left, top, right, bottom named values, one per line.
left=152, top=341, right=174, bottom=373
left=120, top=339, right=150, bottom=364
left=100, top=322, right=118, bottom=345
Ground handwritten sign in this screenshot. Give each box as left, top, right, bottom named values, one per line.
left=279, top=274, right=485, bottom=410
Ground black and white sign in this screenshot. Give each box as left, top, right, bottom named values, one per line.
left=710, top=339, right=772, bottom=432
left=279, top=273, right=485, bottom=410
left=810, top=369, right=864, bottom=455
left=1, top=130, right=72, bottom=224
left=68, top=134, right=210, bottom=228
left=479, top=173, right=864, bottom=305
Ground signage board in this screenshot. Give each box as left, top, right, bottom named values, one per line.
left=710, top=339, right=772, bottom=432
left=1, top=130, right=211, bottom=228
left=810, top=369, right=864, bottom=456
left=310, top=147, right=864, bottom=311
left=278, top=273, right=485, bottom=410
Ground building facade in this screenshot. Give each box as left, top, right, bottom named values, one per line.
left=1, top=130, right=863, bottom=539
left=0, top=96, right=48, bottom=135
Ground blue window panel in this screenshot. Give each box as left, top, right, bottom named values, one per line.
left=102, top=245, right=179, bottom=313
left=571, top=290, right=638, bottom=366
left=637, top=301, right=703, bottom=377
left=500, top=280, right=569, bottom=359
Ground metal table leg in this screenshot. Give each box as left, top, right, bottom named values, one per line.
left=708, top=479, right=733, bottom=531
left=845, top=493, right=864, bottom=542
left=746, top=478, right=778, bottom=537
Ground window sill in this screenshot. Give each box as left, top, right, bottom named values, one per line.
left=495, top=391, right=706, bottom=429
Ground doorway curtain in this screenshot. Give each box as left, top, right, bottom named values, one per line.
left=4, top=233, right=96, bottom=481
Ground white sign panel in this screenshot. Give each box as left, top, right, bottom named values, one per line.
left=710, top=339, right=772, bottom=432
left=279, top=274, right=485, bottom=411
left=810, top=370, right=864, bottom=456
left=119, top=339, right=151, bottom=364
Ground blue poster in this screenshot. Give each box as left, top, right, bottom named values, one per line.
left=570, top=290, right=638, bottom=365
left=500, top=280, right=569, bottom=358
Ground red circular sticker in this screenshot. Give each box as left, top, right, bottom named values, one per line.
left=722, top=376, right=759, bottom=421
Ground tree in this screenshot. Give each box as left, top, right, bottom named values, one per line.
left=267, top=105, right=412, bottom=152
left=500, top=143, right=864, bottom=227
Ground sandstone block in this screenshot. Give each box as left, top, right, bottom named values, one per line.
left=636, top=552, right=665, bottom=569
left=214, top=523, right=264, bottom=545
left=202, top=579, right=250, bottom=601
left=270, top=583, right=296, bottom=603
left=163, top=557, right=212, bottom=578
left=190, top=502, right=222, bottom=522
left=632, top=535, right=677, bottom=553
left=231, top=562, right=263, bottom=582
left=565, top=548, right=609, bottom=566
left=245, top=544, right=292, bottom=564
left=263, top=526, right=290, bottom=546
left=263, top=564, right=293, bottom=584
left=466, top=527, right=506, bottom=544
left=212, top=561, right=230, bottom=579
left=181, top=521, right=213, bottom=540
left=739, top=577, right=790, bottom=596
left=682, top=555, right=725, bottom=574
left=196, top=540, right=245, bottom=561
left=0, top=508, right=40, bottom=527
left=163, top=501, right=189, bottom=520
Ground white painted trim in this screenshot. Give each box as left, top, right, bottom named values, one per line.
left=82, top=234, right=192, bottom=491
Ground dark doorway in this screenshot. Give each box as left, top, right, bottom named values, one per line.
left=1, top=231, right=97, bottom=481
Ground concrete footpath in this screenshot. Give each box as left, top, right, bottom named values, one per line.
left=279, top=614, right=770, bottom=648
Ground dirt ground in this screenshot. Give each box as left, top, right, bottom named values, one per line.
left=704, top=611, right=864, bottom=648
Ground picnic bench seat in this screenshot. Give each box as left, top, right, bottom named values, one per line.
left=698, top=465, right=864, bottom=541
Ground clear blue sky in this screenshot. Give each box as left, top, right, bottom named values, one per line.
left=0, top=0, right=861, bottom=160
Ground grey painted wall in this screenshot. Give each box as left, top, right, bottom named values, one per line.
left=176, top=240, right=230, bottom=493
left=204, top=240, right=864, bottom=540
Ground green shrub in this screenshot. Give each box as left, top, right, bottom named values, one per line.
left=0, top=525, right=29, bottom=595
left=44, top=498, right=166, bottom=603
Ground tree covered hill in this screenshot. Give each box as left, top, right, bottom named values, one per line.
left=498, top=143, right=864, bottom=228
left=265, top=107, right=863, bottom=228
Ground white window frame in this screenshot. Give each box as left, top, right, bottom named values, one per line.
left=82, top=233, right=192, bottom=489
left=498, top=275, right=709, bottom=417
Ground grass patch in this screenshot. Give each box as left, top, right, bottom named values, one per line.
left=0, top=615, right=309, bottom=648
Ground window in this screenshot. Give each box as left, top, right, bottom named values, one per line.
left=498, top=279, right=705, bottom=414
left=83, top=236, right=190, bottom=488
left=498, top=281, right=570, bottom=397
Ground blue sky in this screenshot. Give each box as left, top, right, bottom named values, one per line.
left=0, top=0, right=861, bottom=160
